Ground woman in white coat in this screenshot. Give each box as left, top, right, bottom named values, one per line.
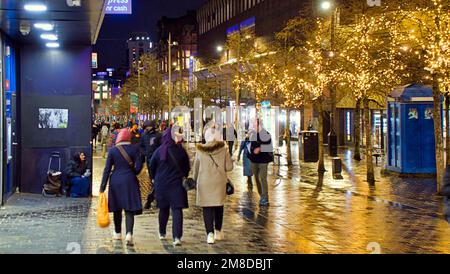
left=193, top=125, right=234, bottom=244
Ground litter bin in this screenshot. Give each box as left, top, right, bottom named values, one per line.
left=301, top=131, right=319, bottom=162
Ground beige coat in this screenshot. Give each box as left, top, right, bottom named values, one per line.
left=193, top=141, right=234, bottom=207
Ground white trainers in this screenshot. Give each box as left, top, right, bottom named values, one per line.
left=207, top=232, right=215, bottom=244
left=214, top=230, right=224, bottom=241
left=173, top=238, right=182, bottom=246
left=159, top=234, right=166, bottom=240
left=125, top=233, right=134, bottom=246
left=112, top=233, right=122, bottom=241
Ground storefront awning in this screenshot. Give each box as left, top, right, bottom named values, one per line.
left=0, top=0, right=105, bottom=45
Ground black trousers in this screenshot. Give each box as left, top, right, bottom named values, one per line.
left=159, top=207, right=183, bottom=239
left=202, top=206, right=224, bottom=234
left=113, top=211, right=135, bottom=235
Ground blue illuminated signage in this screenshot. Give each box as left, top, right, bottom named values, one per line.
left=105, top=0, right=132, bottom=15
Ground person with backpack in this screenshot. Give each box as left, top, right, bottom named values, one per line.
left=141, top=120, right=163, bottom=209
left=193, top=125, right=234, bottom=244
left=100, top=129, right=143, bottom=246
left=150, top=128, right=190, bottom=246
left=248, top=118, right=274, bottom=206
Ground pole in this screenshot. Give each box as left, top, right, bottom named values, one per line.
left=328, top=7, right=338, bottom=157
left=168, top=32, right=173, bottom=117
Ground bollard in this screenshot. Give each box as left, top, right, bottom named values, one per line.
left=102, top=144, right=107, bottom=158
left=332, top=157, right=343, bottom=179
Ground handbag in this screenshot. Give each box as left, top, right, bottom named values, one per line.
left=209, top=155, right=234, bottom=196
left=167, top=150, right=196, bottom=191
left=97, top=192, right=110, bottom=228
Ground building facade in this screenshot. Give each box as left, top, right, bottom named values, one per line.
left=127, top=32, right=153, bottom=73
left=0, top=0, right=104, bottom=204
left=156, top=11, right=198, bottom=105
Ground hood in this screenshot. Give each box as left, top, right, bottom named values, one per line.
left=196, top=141, right=226, bottom=154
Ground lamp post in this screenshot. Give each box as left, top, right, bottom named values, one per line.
left=168, top=33, right=178, bottom=116
left=321, top=0, right=339, bottom=157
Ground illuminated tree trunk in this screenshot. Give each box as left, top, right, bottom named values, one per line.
left=445, top=92, right=450, bottom=166
left=364, top=98, right=375, bottom=184
left=317, top=97, right=326, bottom=173
left=432, top=74, right=444, bottom=194
left=285, top=109, right=292, bottom=166
left=354, top=98, right=362, bottom=161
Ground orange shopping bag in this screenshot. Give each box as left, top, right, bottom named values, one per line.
left=97, top=192, right=110, bottom=228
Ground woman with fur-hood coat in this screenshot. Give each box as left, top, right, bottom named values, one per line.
left=193, top=126, right=234, bottom=244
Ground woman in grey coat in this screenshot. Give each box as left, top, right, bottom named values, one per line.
left=193, top=126, right=234, bottom=244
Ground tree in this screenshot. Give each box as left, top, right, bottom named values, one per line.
left=273, top=12, right=316, bottom=166
left=394, top=0, right=450, bottom=193
left=297, top=20, right=339, bottom=173
left=339, top=13, right=404, bottom=184
left=122, top=53, right=167, bottom=120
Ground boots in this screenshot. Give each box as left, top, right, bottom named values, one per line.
left=247, top=177, right=253, bottom=191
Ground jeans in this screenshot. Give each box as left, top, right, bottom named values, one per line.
left=69, top=177, right=90, bottom=198
left=250, top=162, right=269, bottom=200
left=113, top=211, right=135, bottom=235
left=159, top=207, right=183, bottom=239
left=202, top=206, right=224, bottom=234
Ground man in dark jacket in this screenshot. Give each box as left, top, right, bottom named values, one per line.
left=141, top=120, right=163, bottom=209
left=248, top=119, right=273, bottom=206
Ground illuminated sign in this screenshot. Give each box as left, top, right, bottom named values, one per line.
left=105, top=0, right=132, bottom=15
left=92, top=53, right=98, bottom=68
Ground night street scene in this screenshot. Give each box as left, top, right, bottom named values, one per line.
left=1, top=0, right=450, bottom=263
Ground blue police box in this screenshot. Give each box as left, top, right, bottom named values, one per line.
left=387, top=84, right=437, bottom=174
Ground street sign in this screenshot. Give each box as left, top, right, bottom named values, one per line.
left=105, top=0, right=132, bottom=15
left=130, top=92, right=139, bottom=113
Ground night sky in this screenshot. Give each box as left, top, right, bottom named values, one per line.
left=94, top=0, right=207, bottom=72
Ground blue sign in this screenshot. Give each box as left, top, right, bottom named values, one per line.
left=240, top=17, right=256, bottom=30
left=105, top=0, right=132, bottom=15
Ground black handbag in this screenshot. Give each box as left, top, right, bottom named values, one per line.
left=209, top=155, right=234, bottom=196
left=226, top=180, right=234, bottom=196
left=168, top=150, right=197, bottom=191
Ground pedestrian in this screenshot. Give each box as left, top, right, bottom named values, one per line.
left=160, top=121, right=167, bottom=132
left=92, top=123, right=99, bottom=148
left=130, top=123, right=142, bottom=145
left=100, top=129, right=143, bottom=246
left=141, top=120, right=163, bottom=209
left=101, top=123, right=109, bottom=158
left=107, top=123, right=121, bottom=149
left=223, top=125, right=237, bottom=156
left=238, top=133, right=254, bottom=191
left=65, top=152, right=91, bottom=197
left=150, top=128, right=190, bottom=246
left=248, top=118, right=273, bottom=206
left=193, top=125, right=234, bottom=244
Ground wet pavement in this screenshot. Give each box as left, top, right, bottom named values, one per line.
left=0, top=142, right=449, bottom=254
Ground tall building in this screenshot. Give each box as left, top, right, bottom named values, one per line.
left=197, top=0, right=308, bottom=60
left=127, top=32, right=153, bottom=72
left=156, top=11, right=198, bottom=103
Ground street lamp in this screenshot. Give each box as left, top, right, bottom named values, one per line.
left=217, top=45, right=224, bottom=52
left=320, top=0, right=339, bottom=156
left=168, top=33, right=178, bottom=115
left=320, top=1, right=332, bottom=10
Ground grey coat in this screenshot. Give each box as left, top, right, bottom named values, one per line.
left=193, top=141, right=234, bottom=207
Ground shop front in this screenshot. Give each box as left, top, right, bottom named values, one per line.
left=0, top=34, right=19, bottom=205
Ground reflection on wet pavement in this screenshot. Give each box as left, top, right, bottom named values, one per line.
left=0, top=143, right=448, bottom=254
